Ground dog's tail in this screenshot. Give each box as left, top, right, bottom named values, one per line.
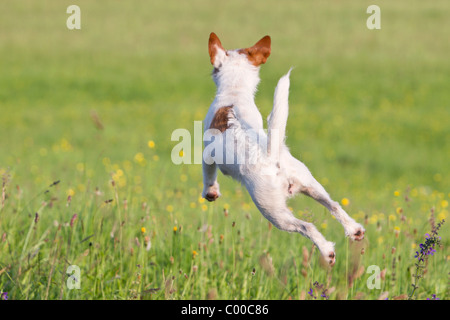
left=267, top=68, right=292, bottom=159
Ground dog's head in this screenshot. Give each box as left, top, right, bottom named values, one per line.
left=208, top=33, right=271, bottom=84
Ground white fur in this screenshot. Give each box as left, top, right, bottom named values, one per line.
left=202, top=42, right=365, bottom=266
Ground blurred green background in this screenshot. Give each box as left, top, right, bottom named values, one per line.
left=1, top=1, right=449, bottom=201
left=0, top=0, right=448, bottom=300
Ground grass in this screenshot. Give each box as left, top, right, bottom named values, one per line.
left=0, top=0, right=449, bottom=300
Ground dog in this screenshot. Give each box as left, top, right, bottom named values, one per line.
left=202, top=32, right=365, bottom=266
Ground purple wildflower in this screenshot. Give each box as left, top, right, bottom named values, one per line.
left=414, top=251, right=424, bottom=262
left=415, top=225, right=443, bottom=261
left=409, top=219, right=445, bottom=300
left=1, top=292, right=7, bottom=300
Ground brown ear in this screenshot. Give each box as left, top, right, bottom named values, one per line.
left=208, top=32, right=225, bottom=65
left=239, top=35, right=271, bottom=66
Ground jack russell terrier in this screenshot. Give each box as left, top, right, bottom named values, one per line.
left=202, top=32, right=365, bottom=266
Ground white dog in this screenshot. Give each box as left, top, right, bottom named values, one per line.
left=202, top=33, right=365, bottom=265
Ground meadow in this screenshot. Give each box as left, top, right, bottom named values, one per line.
left=0, top=0, right=448, bottom=300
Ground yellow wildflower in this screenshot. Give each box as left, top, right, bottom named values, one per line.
left=60, top=138, right=73, bottom=152
left=438, top=210, right=448, bottom=221
left=134, top=153, right=145, bottom=165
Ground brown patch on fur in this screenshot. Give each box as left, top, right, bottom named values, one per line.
left=210, top=106, right=233, bottom=133
left=238, top=35, right=271, bottom=66
left=208, top=32, right=225, bottom=65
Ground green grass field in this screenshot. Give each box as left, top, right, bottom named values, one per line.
left=0, top=0, right=449, bottom=300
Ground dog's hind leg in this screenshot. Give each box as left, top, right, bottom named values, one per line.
left=286, top=157, right=365, bottom=241
left=272, top=209, right=336, bottom=266
left=246, top=181, right=336, bottom=266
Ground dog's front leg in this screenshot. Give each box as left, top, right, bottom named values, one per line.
left=202, top=160, right=221, bottom=202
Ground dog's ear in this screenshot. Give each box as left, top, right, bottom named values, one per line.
left=208, top=32, right=226, bottom=68
left=239, top=35, right=271, bottom=66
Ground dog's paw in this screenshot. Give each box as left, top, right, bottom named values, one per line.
left=346, top=223, right=365, bottom=241
left=320, top=250, right=336, bottom=267
left=319, top=242, right=336, bottom=267
left=326, top=251, right=336, bottom=267
left=204, top=190, right=220, bottom=202
left=202, top=182, right=221, bottom=202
